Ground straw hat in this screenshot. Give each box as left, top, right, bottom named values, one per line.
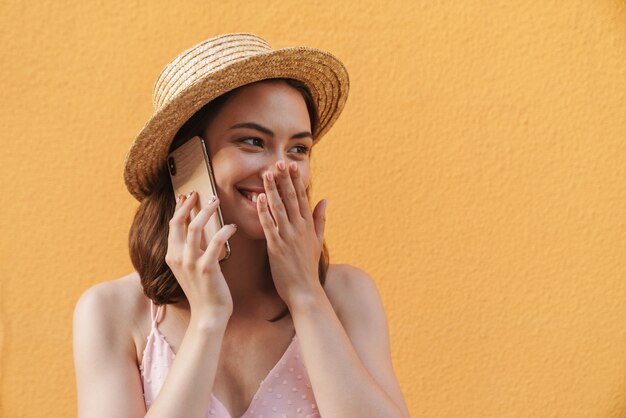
left=123, top=33, right=350, bottom=201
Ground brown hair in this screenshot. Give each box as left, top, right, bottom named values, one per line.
left=129, top=78, right=329, bottom=322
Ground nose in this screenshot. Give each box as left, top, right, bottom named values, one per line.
left=259, top=156, right=287, bottom=179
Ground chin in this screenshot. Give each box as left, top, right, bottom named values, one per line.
left=221, top=194, right=269, bottom=240
left=238, top=224, right=267, bottom=241
left=227, top=213, right=268, bottom=241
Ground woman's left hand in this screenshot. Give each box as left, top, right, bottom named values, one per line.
left=256, top=160, right=328, bottom=306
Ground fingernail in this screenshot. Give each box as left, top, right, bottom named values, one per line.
left=176, top=194, right=182, bottom=203
left=209, top=195, right=217, bottom=204
left=277, top=160, right=285, bottom=170
left=230, top=223, right=237, bottom=228
left=186, top=191, right=193, bottom=199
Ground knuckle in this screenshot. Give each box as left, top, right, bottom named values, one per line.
left=165, top=253, right=181, bottom=266
left=216, top=227, right=231, bottom=240
left=188, top=223, right=202, bottom=233
left=270, top=203, right=283, bottom=212
left=208, top=234, right=224, bottom=248
left=205, top=242, right=220, bottom=258
left=199, top=263, right=214, bottom=275
left=287, top=190, right=297, bottom=200
left=181, top=259, right=195, bottom=271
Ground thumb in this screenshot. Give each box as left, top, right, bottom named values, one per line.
left=313, top=199, right=328, bottom=244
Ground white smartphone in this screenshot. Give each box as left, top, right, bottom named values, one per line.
left=167, top=136, right=231, bottom=261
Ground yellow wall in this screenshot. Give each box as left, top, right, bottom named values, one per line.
left=2, top=0, right=626, bottom=416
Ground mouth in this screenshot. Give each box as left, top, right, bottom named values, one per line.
left=237, top=188, right=260, bottom=206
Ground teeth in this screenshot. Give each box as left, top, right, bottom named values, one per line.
left=240, top=190, right=259, bottom=203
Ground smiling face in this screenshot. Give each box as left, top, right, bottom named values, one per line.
left=203, top=80, right=314, bottom=239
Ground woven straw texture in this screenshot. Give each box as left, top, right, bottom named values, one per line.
left=124, top=33, right=349, bottom=201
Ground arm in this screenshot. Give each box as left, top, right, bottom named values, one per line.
left=144, top=314, right=227, bottom=418
left=74, top=192, right=237, bottom=417
left=288, top=265, right=411, bottom=418
left=254, top=162, right=410, bottom=417
left=73, top=281, right=228, bottom=418
left=73, top=283, right=146, bottom=418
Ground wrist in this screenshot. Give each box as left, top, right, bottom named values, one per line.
left=189, top=309, right=230, bottom=332
left=285, top=283, right=328, bottom=314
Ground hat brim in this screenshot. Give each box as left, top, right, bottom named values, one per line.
left=123, top=47, right=349, bottom=201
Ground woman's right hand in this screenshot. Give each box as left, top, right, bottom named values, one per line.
left=165, top=191, right=237, bottom=324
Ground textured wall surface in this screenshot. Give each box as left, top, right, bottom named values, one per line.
left=2, top=0, right=626, bottom=416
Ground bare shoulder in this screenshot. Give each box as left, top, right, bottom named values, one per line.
left=73, top=272, right=149, bottom=417
left=74, top=271, right=144, bottom=312
left=75, top=272, right=142, bottom=305
left=73, top=272, right=146, bottom=345
left=323, top=264, right=410, bottom=417
left=324, top=263, right=383, bottom=322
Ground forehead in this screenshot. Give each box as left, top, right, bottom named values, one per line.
left=207, top=81, right=311, bottom=131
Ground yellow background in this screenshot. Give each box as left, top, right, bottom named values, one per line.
left=2, top=0, right=626, bottom=416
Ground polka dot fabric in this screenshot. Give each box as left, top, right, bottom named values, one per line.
left=140, top=300, right=320, bottom=418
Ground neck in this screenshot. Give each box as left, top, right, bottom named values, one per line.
left=218, top=231, right=275, bottom=303
left=171, top=231, right=287, bottom=318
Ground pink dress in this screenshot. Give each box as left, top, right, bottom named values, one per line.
left=140, top=300, right=320, bottom=418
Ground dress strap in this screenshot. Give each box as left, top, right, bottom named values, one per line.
left=149, top=299, right=163, bottom=327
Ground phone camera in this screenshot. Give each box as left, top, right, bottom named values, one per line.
left=168, top=156, right=177, bottom=176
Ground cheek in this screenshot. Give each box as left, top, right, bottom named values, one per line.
left=209, top=150, right=242, bottom=186
left=209, top=161, right=228, bottom=187
left=298, top=166, right=311, bottom=190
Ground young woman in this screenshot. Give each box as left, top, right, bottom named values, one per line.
left=73, top=33, right=410, bottom=418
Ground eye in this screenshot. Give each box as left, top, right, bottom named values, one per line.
left=240, top=137, right=263, bottom=147
left=293, top=145, right=310, bottom=154
left=238, top=138, right=310, bottom=155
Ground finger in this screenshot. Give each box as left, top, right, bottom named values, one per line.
left=313, top=199, right=328, bottom=245
left=288, top=162, right=312, bottom=221
left=276, top=160, right=300, bottom=221
left=167, top=194, right=184, bottom=251
left=199, top=223, right=238, bottom=265
left=188, top=194, right=200, bottom=223
left=256, top=192, right=279, bottom=244
left=263, top=169, right=288, bottom=228
left=186, top=196, right=219, bottom=251
left=168, top=191, right=198, bottom=246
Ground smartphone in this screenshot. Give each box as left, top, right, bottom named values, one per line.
left=167, top=136, right=231, bottom=262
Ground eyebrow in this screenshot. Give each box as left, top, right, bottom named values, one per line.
left=229, top=122, right=312, bottom=140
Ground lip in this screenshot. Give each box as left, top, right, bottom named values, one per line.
left=237, top=188, right=259, bottom=208
left=237, top=187, right=265, bottom=194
